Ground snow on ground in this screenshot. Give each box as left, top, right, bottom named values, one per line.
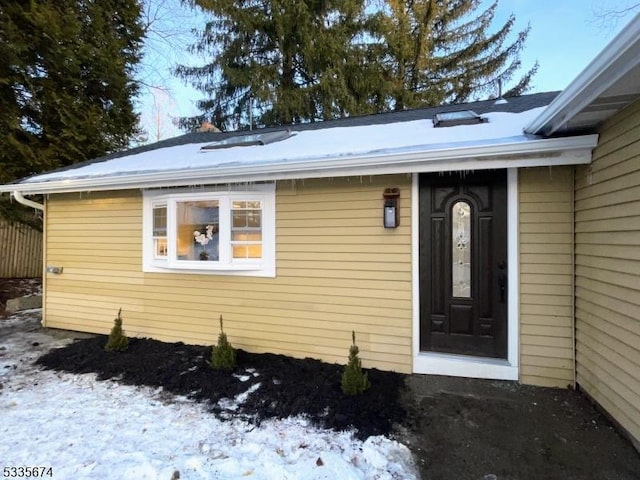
left=0, top=311, right=417, bottom=479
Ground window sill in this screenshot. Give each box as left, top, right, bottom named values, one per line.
left=143, top=263, right=275, bottom=278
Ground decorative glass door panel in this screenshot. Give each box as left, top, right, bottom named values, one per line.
left=452, top=201, right=471, bottom=298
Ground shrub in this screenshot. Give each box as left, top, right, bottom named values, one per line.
left=341, top=330, right=370, bottom=396
left=105, top=308, right=129, bottom=352
left=210, top=315, right=236, bottom=371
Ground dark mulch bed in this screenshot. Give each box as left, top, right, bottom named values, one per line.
left=36, top=335, right=406, bottom=440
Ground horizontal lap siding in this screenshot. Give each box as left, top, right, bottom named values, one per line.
left=519, top=167, right=574, bottom=388
left=44, top=175, right=413, bottom=373
left=575, top=99, right=640, bottom=446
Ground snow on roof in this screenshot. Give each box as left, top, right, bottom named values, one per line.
left=5, top=101, right=599, bottom=195
left=23, top=108, right=545, bottom=185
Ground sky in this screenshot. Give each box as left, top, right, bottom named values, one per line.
left=136, top=0, right=639, bottom=142
left=1, top=311, right=417, bottom=479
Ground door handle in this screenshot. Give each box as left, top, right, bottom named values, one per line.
left=498, top=261, right=507, bottom=303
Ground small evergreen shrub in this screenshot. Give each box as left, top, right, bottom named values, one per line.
left=105, top=308, right=129, bottom=352
left=210, top=315, right=236, bottom=371
left=341, top=330, right=370, bottom=396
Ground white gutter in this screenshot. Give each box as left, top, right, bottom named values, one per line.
left=0, top=135, right=598, bottom=195
left=524, top=13, right=640, bottom=135
left=12, top=190, right=44, bottom=211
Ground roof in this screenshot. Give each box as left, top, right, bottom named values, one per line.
left=526, top=13, right=640, bottom=135
left=44, top=91, right=561, bottom=171
left=1, top=92, right=598, bottom=195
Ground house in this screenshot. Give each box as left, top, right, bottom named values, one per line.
left=2, top=14, right=639, bottom=449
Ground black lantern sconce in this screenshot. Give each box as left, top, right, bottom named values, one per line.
left=383, top=188, right=400, bottom=228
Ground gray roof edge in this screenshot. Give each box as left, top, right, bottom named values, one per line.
left=525, top=13, right=640, bottom=135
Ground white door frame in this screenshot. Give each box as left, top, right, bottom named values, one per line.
left=411, top=168, right=520, bottom=380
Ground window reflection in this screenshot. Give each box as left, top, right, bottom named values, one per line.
left=176, top=200, right=220, bottom=261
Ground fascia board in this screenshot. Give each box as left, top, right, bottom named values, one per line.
left=1, top=134, right=598, bottom=195
left=524, top=13, right=640, bottom=135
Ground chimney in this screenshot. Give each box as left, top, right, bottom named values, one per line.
left=494, top=78, right=508, bottom=105
left=196, top=121, right=221, bottom=133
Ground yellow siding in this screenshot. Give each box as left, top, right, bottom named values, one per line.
left=575, top=99, right=640, bottom=446
left=518, top=166, right=575, bottom=388
left=43, top=175, right=413, bottom=373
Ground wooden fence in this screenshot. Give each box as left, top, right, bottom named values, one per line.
left=0, top=218, right=43, bottom=278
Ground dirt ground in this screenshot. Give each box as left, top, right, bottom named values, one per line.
left=401, top=376, right=640, bottom=479
left=3, top=277, right=640, bottom=479
left=0, top=277, right=41, bottom=317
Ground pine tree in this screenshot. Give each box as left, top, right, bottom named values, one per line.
left=210, top=315, right=236, bottom=371
left=0, top=0, right=144, bottom=224
left=372, top=0, right=538, bottom=110
left=177, top=0, right=535, bottom=129
left=341, top=331, right=370, bottom=396
left=176, top=0, right=374, bottom=130
left=105, top=309, right=130, bottom=352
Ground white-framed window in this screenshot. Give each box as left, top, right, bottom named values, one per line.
left=142, top=184, right=275, bottom=277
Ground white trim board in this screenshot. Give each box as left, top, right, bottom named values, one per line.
left=411, top=168, right=519, bottom=381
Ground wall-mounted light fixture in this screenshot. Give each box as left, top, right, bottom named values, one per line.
left=383, top=188, right=400, bottom=228
left=46, top=265, right=63, bottom=274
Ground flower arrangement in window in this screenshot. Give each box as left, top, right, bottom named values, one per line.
left=193, top=225, right=215, bottom=260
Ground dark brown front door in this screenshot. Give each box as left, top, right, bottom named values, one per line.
left=419, top=170, right=508, bottom=359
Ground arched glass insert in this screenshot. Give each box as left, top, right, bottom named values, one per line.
left=452, top=201, right=471, bottom=298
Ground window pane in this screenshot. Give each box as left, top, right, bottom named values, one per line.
left=232, top=211, right=262, bottom=228
left=153, top=205, right=167, bottom=236
left=232, top=232, right=262, bottom=242
left=153, top=205, right=167, bottom=258
left=177, top=200, right=219, bottom=261
left=155, top=238, right=167, bottom=257
left=248, top=211, right=261, bottom=227
left=231, top=199, right=263, bottom=260
left=452, top=201, right=471, bottom=298
left=232, top=211, right=247, bottom=228
left=233, top=244, right=262, bottom=259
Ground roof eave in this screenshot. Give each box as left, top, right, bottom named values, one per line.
left=1, top=135, right=598, bottom=195
left=524, top=13, right=640, bottom=136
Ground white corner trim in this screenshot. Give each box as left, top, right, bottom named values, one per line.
left=411, top=168, right=520, bottom=381
left=411, top=173, right=420, bottom=373
left=507, top=168, right=520, bottom=371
